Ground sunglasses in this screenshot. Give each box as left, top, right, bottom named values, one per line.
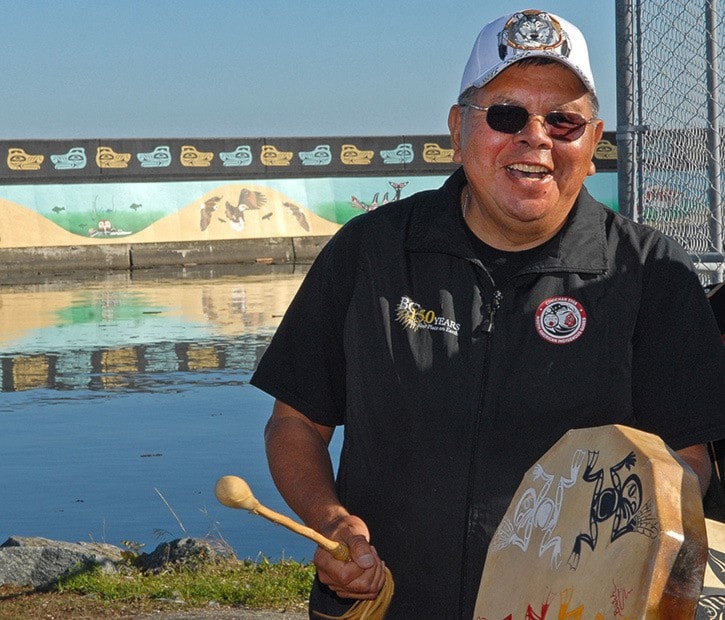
left=461, top=103, right=596, bottom=141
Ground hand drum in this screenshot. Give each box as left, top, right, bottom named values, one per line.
left=473, top=424, right=708, bottom=619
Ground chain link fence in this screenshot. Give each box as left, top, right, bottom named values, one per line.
left=616, top=0, right=724, bottom=285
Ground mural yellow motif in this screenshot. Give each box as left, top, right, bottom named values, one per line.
left=341, top=144, right=374, bottom=165
left=423, top=142, right=455, bottom=164
left=96, top=146, right=131, bottom=169
left=7, top=148, right=44, bottom=171
left=594, top=139, right=618, bottom=160
left=261, top=145, right=294, bottom=166
left=181, top=145, right=214, bottom=167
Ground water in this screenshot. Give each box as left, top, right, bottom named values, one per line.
left=0, top=265, right=341, bottom=562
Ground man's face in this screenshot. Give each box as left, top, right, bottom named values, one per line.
left=448, top=62, right=604, bottom=250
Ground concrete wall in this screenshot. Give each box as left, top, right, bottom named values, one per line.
left=0, top=236, right=332, bottom=283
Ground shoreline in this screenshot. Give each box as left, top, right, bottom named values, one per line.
left=0, top=236, right=332, bottom=285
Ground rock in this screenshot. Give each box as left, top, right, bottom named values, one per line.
left=0, top=536, right=124, bottom=589
left=134, top=537, right=230, bottom=573
left=0, top=536, right=230, bottom=590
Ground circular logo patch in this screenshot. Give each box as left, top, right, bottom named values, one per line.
left=535, top=296, right=587, bottom=344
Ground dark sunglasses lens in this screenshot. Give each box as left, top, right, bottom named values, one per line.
left=544, top=112, right=588, bottom=140
left=486, top=105, right=529, bottom=134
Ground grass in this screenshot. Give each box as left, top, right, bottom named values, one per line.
left=0, top=550, right=315, bottom=619
left=55, top=555, right=315, bottom=609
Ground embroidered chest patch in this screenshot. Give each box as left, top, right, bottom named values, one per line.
left=535, top=296, right=587, bottom=344
left=395, top=296, right=460, bottom=336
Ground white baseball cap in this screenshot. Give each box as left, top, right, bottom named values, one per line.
left=459, top=9, right=596, bottom=98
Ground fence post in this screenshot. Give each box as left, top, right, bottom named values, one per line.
left=706, top=0, right=724, bottom=279
left=616, top=0, right=638, bottom=221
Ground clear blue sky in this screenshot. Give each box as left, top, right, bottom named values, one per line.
left=0, top=2, right=616, bottom=139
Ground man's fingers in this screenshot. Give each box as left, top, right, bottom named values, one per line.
left=348, top=535, right=376, bottom=569
left=315, top=544, right=386, bottom=600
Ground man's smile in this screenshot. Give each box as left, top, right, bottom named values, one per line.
left=506, top=162, right=551, bottom=179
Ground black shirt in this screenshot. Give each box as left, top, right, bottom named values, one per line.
left=462, top=212, right=550, bottom=285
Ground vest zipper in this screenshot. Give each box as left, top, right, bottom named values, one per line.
left=483, top=289, right=502, bottom=333
left=478, top=262, right=502, bottom=333
left=460, top=264, right=501, bottom=616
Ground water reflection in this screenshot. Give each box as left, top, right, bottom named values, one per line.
left=0, top=265, right=339, bottom=562
left=0, top=265, right=305, bottom=392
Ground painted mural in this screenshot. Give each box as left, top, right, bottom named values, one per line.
left=0, top=176, right=449, bottom=249
left=0, top=134, right=619, bottom=250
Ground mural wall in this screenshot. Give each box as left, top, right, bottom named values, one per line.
left=0, top=133, right=618, bottom=250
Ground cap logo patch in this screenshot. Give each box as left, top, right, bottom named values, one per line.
left=498, top=10, right=570, bottom=60
left=535, top=296, right=586, bottom=344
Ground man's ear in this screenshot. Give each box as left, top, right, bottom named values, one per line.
left=448, top=105, right=463, bottom=164
left=587, top=119, right=606, bottom=176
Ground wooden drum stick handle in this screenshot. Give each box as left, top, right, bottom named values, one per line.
left=215, top=475, right=351, bottom=562
left=252, top=504, right=351, bottom=562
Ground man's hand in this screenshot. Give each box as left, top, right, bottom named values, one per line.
left=314, top=514, right=387, bottom=600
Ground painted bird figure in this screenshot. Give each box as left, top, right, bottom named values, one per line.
left=199, top=196, right=222, bottom=231
left=238, top=188, right=266, bottom=210
left=225, top=201, right=245, bottom=231
left=283, top=202, right=310, bottom=231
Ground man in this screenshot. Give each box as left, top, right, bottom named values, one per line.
left=251, top=9, right=725, bottom=619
